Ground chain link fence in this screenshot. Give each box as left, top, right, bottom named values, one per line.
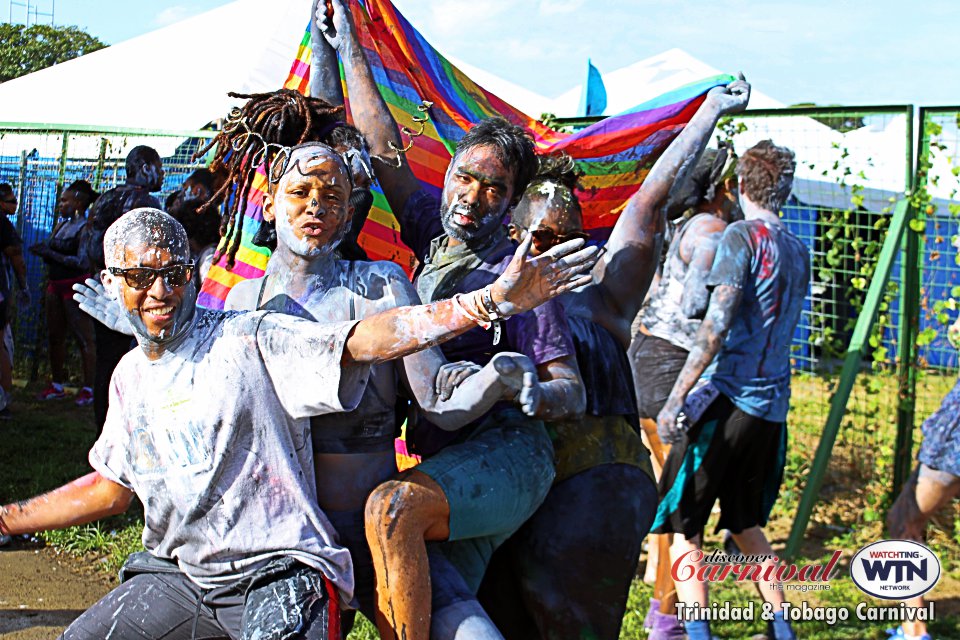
left=0, top=124, right=215, bottom=379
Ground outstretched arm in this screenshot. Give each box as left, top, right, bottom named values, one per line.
left=310, top=0, right=345, bottom=106
left=657, top=284, right=742, bottom=443
left=344, top=235, right=597, bottom=363
left=0, top=472, right=134, bottom=536
left=318, top=0, right=421, bottom=216
left=587, top=76, right=750, bottom=328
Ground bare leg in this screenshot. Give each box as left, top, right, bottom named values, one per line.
left=729, top=526, right=786, bottom=608
left=46, top=291, right=68, bottom=383
left=366, top=470, right=451, bottom=640
left=64, top=297, right=97, bottom=388
left=887, top=468, right=960, bottom=638
left=670, top=533, right=707, bottom=608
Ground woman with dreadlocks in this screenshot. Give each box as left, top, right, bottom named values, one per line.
left=193, top=86, right=377, bottom=309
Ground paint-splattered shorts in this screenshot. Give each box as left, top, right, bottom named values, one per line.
left=60, top=555, right=340, bottom=640
left=651, top=394, right=786, bottom=539
left=417, top=406, right=555, bottom=593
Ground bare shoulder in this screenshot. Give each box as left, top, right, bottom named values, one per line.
left=686, top=214, right=727, bottom=239
left=225, top=277, right=264, bottom=311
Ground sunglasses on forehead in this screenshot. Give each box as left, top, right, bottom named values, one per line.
left=108, top=263, right=195, bottom=290
left=523, top=226, right=590, bottom=251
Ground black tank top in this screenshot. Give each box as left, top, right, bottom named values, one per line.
left=255, top=263, right=399, bottom=454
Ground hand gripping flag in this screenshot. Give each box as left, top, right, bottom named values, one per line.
left=198, top=0, right=731, bottom=311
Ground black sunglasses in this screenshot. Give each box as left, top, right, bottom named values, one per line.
left=525, top=227, right=590, bottom=252
left=1, top=198, right=16, bottom=205
left=108, top=263, right=195, bottom=290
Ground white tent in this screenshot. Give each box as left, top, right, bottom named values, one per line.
left=0, top=0, right=308, bottom=132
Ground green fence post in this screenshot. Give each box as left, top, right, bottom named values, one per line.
left=893, top=108, right=921, bottom=500
left=785, top=199, right=913, bottom=560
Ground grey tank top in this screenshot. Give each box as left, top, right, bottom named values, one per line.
left=639, top=213, right=712, bottom=352
left=256, top=263, right=399, bottom=454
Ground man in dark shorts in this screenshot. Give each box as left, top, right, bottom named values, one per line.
left=654, top=140, right=808, bottom=640
left=319, top=3, right=587, bottom=637
left=627, top=147, right=740, bottom=637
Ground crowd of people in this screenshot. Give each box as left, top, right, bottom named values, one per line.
left=0, top=2, right=953, bottom=640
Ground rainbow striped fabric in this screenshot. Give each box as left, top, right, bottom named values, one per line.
left=197, top=0, right=731, bottom=309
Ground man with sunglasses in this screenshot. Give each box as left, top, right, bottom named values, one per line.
left=319, top=4, right=586, bottom=637
left=3, top=204, right=595, bottom=639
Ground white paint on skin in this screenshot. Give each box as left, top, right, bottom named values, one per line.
left=274, top=197, right=326, bottom=259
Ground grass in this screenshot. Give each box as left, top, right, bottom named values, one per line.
left=1, top=375, right=958, bottom=639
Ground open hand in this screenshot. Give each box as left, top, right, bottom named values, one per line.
left=73, top=277, right=133, bottom=336
left=315, top=0, right=352, bottom=51
left=490, top=234, right=598, bottom=317
left=706, top=73, right=750, bottom=116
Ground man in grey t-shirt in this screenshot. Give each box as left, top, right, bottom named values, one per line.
left=0, top=207, right=596, bottom=639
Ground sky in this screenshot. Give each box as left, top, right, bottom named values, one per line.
left=11, top=0, right=960, bottom=107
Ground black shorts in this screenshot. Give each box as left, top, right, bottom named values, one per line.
left=651, top=394, right=786, bottom=539
left=628, top=333, right=690, bottom=419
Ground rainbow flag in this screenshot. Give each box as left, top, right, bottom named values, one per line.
left=197, top=0, right=731, bottom=309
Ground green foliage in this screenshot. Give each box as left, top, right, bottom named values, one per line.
left=0, top=23, right=106, bottom=83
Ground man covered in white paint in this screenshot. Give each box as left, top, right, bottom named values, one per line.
left=0, top=204, right=597, bottom=639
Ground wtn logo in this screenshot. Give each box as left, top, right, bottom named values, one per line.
left=861, top=558, right=927, bottom=582
left=850, top=541, right=940, bottom=600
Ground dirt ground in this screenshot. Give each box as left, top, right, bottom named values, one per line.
left=0, top=539, right=111, bottom=639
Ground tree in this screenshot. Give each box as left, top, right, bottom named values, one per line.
left=0, top=24, right=106, bottom=83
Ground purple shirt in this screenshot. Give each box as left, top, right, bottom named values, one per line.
left=401, top=189, right=575, bottom=454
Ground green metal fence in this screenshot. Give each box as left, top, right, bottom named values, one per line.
left=716, top=107, right=922, bottom=556
left=0, top=123, right=216, bottom=379
left=564, top=105, right=959, bottom=557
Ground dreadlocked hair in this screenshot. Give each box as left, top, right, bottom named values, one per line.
left=192, top=88, right=345, bottom=269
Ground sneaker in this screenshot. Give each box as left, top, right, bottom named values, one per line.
left=74, top=387, right=94, bottom=407
left=38, top=382, right=66, bottom=400
left=644, top=597, right=661, bottom=630
left=887, top=626, right=932, bottom=640
left=649, top=610, right=687, bottom=640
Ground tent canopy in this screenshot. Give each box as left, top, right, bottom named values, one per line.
left=0, top=0, right=308, bottom=131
